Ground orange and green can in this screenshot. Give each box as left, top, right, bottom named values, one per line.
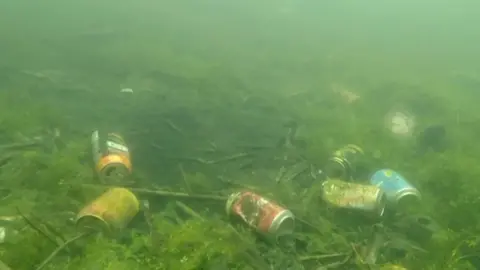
left=76, top=187, right=140, bottom=235
left=91, top=130, right=132, bottom=185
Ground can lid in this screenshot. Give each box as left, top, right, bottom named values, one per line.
left=396, top=190, right=421, bottom=212
left=269, top=210, right=295, bottom=236
left=99, top=164, right=132, bottom=185
left=325, top=157, right=348, bottom=179
left=76, top=215, right=111, bottom=235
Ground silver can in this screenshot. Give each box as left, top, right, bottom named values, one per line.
left=321, top=179, right=387, bottom=217
left=324, top=144, right=364, bottom=180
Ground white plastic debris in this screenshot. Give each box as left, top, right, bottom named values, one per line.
left=385, top=110, right=415, bottom=137
left=120, top=88, right=133, bottom=93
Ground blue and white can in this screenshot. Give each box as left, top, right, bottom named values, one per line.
left=370, top=169, right=420, bottom=207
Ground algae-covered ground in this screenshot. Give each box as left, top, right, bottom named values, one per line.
left=1, top=1, right=480, bottom=270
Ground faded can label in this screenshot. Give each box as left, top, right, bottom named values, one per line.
left=77, top=188, right=139, bottom=232
left=370, top=169, right=417, bottom=202
left=322, top=179, right=380, bottom=211
left=106, top=134, right=129, bottom=154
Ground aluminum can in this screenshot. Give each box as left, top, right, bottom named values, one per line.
left=370, top=169, right=420, bottom=208
left=321, top=179, right=386, bottom=217
left=76, top=187, right=139, bottom=235
left=226, top=191, right=295, bottom=239
left=91, top=130, right=132, bottom=185
left=324, top=144, right=364, bottom=180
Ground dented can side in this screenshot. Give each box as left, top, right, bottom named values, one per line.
left=322, top=179, right=386, bottom=217
left=226, top=191, right=295, bottom=238
left=76, top=187, right=140, bottom=234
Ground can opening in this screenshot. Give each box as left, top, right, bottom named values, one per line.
left=325, top=159, right=347, bottom=179
left=101, top=165, right=130, bottom=185
left=76, top=215, right=110, bottom=234
left=104, top=166, right=126, bottom=178
left=397, top=193, right=421, bottom=213
left=275, top=216, right=295, bottom=236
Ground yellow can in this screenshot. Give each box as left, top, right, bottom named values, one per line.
left=91, top=130, right=133, bottom=185
left=76, top=187, right=139, bottom=235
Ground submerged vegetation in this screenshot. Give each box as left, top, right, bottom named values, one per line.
left=1, top=1, right=480, bottom=269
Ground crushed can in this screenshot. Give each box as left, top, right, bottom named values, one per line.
left=91, top=130, right=133, bottom=185
left=226, top=191, right=295, bottom=240
left=324, top=144, right=364, bottom=180
left=76, top=187, right=140, bottom=235
left=370, top=169, right=420, bottom=210
left=321, top=179, right=386, bottom=217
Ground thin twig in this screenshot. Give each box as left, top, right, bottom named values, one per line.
left=81, top=184, right=227, bottom=201
left=315, top=252, right=352, bottom=269
left=176, top=153, right=249, bottom=165
left=298, top=252, right=349, bottom=262
left=16, top=208, right=59, bottom=247
left=0, top=154, right=14, bottom=168
left=175, top=201, right=204, bottom=220
left=208, top=153, right=249, bottom=164
left=164, top=119, right=184, bottom=136
left=35, top=232, right=91, bottom=270
left=0, top=259, right=12, bottom=270
left=217, top=176, right=259, bottom=191
left=178, top=164, right=192, bottom=194
left=0, top=142, right=41, bottom=151
left=29, top=212, right=67, bottom=244
left=275, top=166, right=287, bottom=183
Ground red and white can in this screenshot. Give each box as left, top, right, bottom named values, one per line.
left=226, top=191, right=295, bottom=239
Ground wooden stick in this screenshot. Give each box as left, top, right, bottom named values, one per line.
left=0, top=142, right=40, bottom=151
left=178, top=164, right=192, bottom=194
left=175, top=201, right=204, bottom=220
left=16, top=208, right=59, bottom=247
left=175, top=153, right=249, bottom=165
left=298, top=252, right=348, bottom=262
left=81, top=184, right=227, bottom=201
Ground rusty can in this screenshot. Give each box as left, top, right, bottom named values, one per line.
left=76, top=187, right=140, bottom=235
left=370, top=169, right=420, bottom=210
left=226, top=191, right=295, bottom=240
left=321, top=179, right=386, bottom=217
left=91, top=130, right=132, bottom=185
left=324, top=144, right=364, bottom=180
